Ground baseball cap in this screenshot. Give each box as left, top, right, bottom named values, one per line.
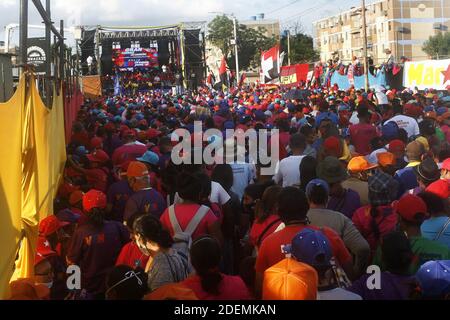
left=317, top=156, right=349, bottom=184
left=305, top=179, right=330, bottom=199
left=35, top=236, right=56, bottom=266
left=127, top=161, right=149, bottom=178
left=323, top=136, right=342, bottom=157
left=416, top=260, right=450, bottom=298
left=136, top=151, right=160, bottom=166
left=82, top=190, right=107, bottom=212
left=262, top=258, right=318, bottom=300
left=56, top=209, right=81, bottom=224
left=87, top=150, right=110, bottom=164
left=426, top=179, right=450, bottom=199
left=38, top=215, right=70, bottom=237
left=415, top=136, right=430, bottom=152
left=9, top=279, right=50, bottom=300
left=382, top=121, right=399, bottom=141
left=394, top=194, right=428, bottom=223
left=90, top=137, right=103, bottom=149
left=69, top=190, right=84, bottom=206
left=75, top=146, right=89, bottom=156
left=377, top=152, right=396, bottom=167
left=289, top=228, right=333, bottom=268
left=388, top=140, right=406, bottom=154
left=442, top=158, right=450, bottom=171
left=348, top=156, right=378, bottom=173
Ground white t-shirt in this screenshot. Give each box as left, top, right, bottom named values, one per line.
left=174, top=181, right=231, bottom=205
left=230, top=162, right=256, bottom=201
left=273, top=155, right=305, bottom=187
left=317, top=288, right=362, bottom=300
left=375, top=91, right=389, bottom=105
left=349, top=111, right=359, bottom=125
left=389, top=115, right=420, bottom=138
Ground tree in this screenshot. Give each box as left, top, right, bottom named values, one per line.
left=422, top=32, right=450, bottom=59
left=207, top=15, right=277, bottom=71
left=280, top=32, right=319, bottom=65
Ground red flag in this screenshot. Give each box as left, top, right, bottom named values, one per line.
left=261, top=45, right=280, bottom=84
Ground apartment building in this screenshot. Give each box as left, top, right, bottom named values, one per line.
left=241, top=14, right=281, bottom=40
left=313, top=0, right=450, bottom=64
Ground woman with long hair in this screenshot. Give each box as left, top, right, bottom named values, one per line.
left=181, top=236, right=252, bottom=300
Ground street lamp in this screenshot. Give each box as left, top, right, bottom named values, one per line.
left=209, top=12, right=240, bottom=84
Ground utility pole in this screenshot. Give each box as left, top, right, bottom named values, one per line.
left=19, top=0, right=28, bottom=73
left=361, top=0, right=369, bottom=92
left=233, top=16, right=240, bottom=86
left=45, top=0, right=52, bottom=106
left=287, top=30, right=291, bottom=66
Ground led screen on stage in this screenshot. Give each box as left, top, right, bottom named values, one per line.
left=112, top=48, right=159, bottom=71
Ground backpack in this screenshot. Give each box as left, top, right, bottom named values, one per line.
left=168, top=204, right=209, bottom=266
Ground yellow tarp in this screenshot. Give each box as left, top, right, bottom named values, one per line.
left=0, top=73, right=67, bottom=299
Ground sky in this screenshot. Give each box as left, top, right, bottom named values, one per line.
left=1, top=0, right=361, bottom=47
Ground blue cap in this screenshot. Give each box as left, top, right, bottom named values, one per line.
left=416, top=260, right=450, bottom=298
left=315, top=111, right=338, bottom=128
left=268, top=103, right=275, bottom=111
left=289, top=228, right=333, bottom=268
left=382, top=121, right=399, bottom=140
left=305, top=179, right=330, bottom=199
left=287, top=102, right=296, bottom=112
left=136, top=151, right=160, bottom=166
left=254, top=110, right=266, bottom=122
left=135, top=113, right=145, bottom=121
left=437, top=107, right=448, bottom=116
left=75, top=146, right=89, bottom=156
left=56, top=209, right=81, bottom=224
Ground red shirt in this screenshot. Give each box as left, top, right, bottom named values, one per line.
left=116, top=241, right=149, bottom=269
left=249, top=215, right=282, bottom=247
left=255, top=225, right=352, bottom=274
left=181, top=275, right=253, bottom=300
left=112, top=143, right=147, bottom=167
left=352, top=205, right=398, bottom=255
left=160, top=204, right=218, bottom=240
left=349, top=123, right=379, bottom=156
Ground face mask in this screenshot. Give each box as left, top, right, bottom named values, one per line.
left=136, top=240, right=151, bottom=256
left=38, top=281, right=53, bottom=289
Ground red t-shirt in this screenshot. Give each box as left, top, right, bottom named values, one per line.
left=160, top=204, right=218, bottom=240
left=352, top=205, right=398, bottom=254
left=255, top=225, right=352, bottom=274
left=112, top=143, right=147, bottom=167
left=116, top=241, right=149, bottom=270
left=249, top=215, right=283, bottom=247
left=181, top=275, right=253, bottom=300
left=349, top=123, right=379, bottom=156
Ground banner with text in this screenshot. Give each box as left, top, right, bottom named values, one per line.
left=280, top=64, right=309, bottom=87
left=403, top=59, right=450, bottom=90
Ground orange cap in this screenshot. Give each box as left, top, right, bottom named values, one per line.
left=263, top=258, right=318, bottom=300
left=127, top=161, right=149, bottom=178
left=377, top=152, right=396, bottom=167
left=144, top=283, right=198, bottom=300
left=348, top=156, right=378, bottom=173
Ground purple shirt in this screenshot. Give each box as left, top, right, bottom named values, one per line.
left=327, top=188, right=361, bottom=219
left=107, top=180, right=133, bottom=222
left=67, top=221, right=130, bottom=295
left=123, top=189, right=167, bottom=221
left=347, top=272, right=415, bottom=300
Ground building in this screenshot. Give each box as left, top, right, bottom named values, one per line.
left=241, top=14, right=281, bottom=40
left=313, top=0, right=450, bottom=64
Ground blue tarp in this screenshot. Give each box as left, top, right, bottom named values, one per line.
left=330, top=68, right=387, bottom=90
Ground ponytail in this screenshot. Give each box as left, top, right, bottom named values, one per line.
left=369, top=206, right=381, bottom=241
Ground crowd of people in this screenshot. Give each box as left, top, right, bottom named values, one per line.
left=9, top=77, right=450, bottom=300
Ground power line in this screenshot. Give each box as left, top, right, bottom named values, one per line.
left=264, top=0, right=302, bottom=16
left=281, top=2, right=328, bottom=24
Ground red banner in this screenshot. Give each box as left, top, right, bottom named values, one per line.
left=280, top=64, right=309, bottom=87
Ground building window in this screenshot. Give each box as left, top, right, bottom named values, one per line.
left=389, top=22, right=392, bottom=31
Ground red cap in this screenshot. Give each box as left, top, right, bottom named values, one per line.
left=90, top=137, right=103, bottom=149
left=123, top=129, right=137, bottom=138
left=394, top=194, right=428, bottom=223
left=69, top=190, right=84, bottom=206
left=147, top=128, right=162, bottom=140
left=323, top=136, right=341, bottom=157
left=39, top=215, right=69, bottom=237
left=426, top=179, right=450, bottom=199
left=35, top=236, right=56, bottom=266
left=388, top=140, right=406, bottom=153
left=104, top=123, right=116, bottom=132
left=87, top=150, right=110, bottom=164
left=82, top=190, right=107, bottom=212
left=442, top=158, right=450, bottom=171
